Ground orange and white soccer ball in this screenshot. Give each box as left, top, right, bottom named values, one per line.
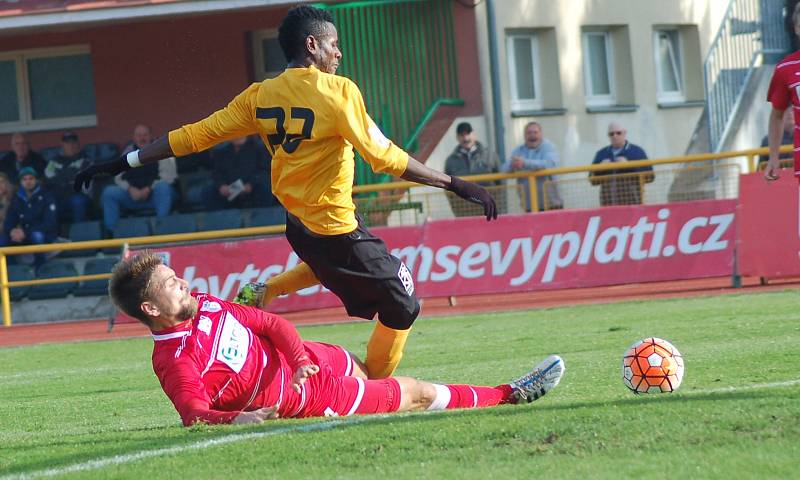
left=622, top=337, right=684, bottom=394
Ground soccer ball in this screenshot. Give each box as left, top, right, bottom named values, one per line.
left=622, top=337, right=684, bottom=394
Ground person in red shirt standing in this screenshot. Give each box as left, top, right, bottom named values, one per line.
left=765, top=3, right=800, bottom=182
left=108, top=252, right=565, bottom=426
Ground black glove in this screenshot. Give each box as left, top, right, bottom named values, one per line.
left=73, top=156, right=131, bottom=192
left=447, top=176, right=498, bottom=221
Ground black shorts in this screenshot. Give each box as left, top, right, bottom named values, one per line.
left=284, top=214, right=420, bottom=328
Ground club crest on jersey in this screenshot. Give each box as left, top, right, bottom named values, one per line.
left=200, top=300, right=222, bottom=313
left=216, top=312, right=249, bottom=373
left=197, top=316, right=212, bottom=335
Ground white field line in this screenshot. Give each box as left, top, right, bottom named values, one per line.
left=4, top=379, right=800, bottom=480
left=0, top=414, right=390, bottom=480
left=686, top=378, right=800, bottom=395
left=0, top=364, right=148, bottom=382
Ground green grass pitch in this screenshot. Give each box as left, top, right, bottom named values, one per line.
left=1, top=290, right=799, bottom=479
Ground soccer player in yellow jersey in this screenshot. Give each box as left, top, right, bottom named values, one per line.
left=74, top=5, right=497, bottom=379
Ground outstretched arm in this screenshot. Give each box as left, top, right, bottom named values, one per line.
left=74, top=84, right=259, bottom=191
left=401, top=157, right=497, bottom=221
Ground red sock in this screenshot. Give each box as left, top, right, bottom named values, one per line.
left=444, top=384, right=514, bottom=409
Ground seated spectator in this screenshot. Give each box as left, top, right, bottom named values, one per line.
left=0, top=172, right=13, bottom=234
left=444, top=122, right=505, bottom=217
left=101, top=125, right=177, bottom=231
left=44, top=132, right=92, bottom=222
left=589, top=122, right=654, bottom=206
left=759, top=108, right=794, bottom=168
left=1, top=167, right=57, bottom=268
left=0, top=132, right=47, bottom=186
left=501, top=122, right=562, bottom=211
left=201, top=136, right=272, bottom=210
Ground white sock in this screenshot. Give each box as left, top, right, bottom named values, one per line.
left=426, top=383, right=451, bottom=411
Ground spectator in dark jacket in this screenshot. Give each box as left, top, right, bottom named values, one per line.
left=101, top=125, right=177, bottom=231
left=444, top=122, right=505, bottom=217
left=201, top=136, right=272, bottom=210
left=0, top=133, right=47, bottom=186
left=44, top=132, right=92, bottom=222
left=589, top=123, right=654, bottom=206
left=1, top=167, right=57, bottom=267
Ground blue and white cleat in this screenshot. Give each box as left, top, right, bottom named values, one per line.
left=509, top=355, right=565, bottom=403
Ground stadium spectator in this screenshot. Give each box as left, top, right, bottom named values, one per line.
left=760, top=103, right=794, bottom=168
left=0, top=133, right=47, bottom=186
left=44, top=132, right=91, bottom=222
left=202, top=136, right=272, bottom=210
left=0, top=172, right=13, bottom=234
left=74, top=5, right=496, bottom=381
left=107, top=252, right=564, bottom=426
left=101, top=125, right=177, bottom=231
left=444, top=122, right=505, bottom=217
left=501, top=122, right=562, bottom=212
left=589, top=122, right=654, bottom=206
left=1, top=167, right=57, bottom=268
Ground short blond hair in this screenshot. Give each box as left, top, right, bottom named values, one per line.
left=108, top=251, right=163, bottom=326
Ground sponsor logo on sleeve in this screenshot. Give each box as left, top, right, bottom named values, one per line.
left=368, top=123, right=390, bottom=149
left=198, top=316, right=212, bottom=335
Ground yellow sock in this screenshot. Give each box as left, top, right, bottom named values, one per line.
left=365, top=322, right=411, bottom=379
left=263, top=262, right=319, bottom=306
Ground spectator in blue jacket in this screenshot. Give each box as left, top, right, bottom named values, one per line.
left=101, top=125, right=177, bottom=231
left=589, top=122, right=654, bottom=206
left=501, top=122, right=563, bottom=211
left=1, top=167, right=57, bottom=267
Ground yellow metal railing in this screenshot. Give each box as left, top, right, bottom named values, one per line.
left=0, top=145, right=792, bottom=326
left=0, top=226, right=285, bottom=327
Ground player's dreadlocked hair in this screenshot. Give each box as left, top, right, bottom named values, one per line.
left=108, top=251, right=163, bottom=326
left=278, top=4, right=335, bottom=63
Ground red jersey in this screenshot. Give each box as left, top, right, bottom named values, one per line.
left=767, top=50, right=800, bottom=178
left=151, top=293, right=312, bottom=426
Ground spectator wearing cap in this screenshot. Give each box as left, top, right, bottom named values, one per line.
left=1, top=167, right=57, bottom=267
left=0, top=133, right=47, bottom=186
left=101, top=124, right=177, bottom=231
left=589, top=122, right=654, bottom=206
left=44, top=132, right=91, bottom=222
left=444, top=122, right=504, bottom=217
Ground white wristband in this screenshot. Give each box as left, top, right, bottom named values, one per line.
left=126, top=150, right=142, bottom=168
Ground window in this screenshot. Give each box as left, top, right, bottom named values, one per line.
left=506, top=34, right=542, bottom=111
left=654, top=29, right=684, bottom=102
left=252, top=29, right=285, bottom=80
left=0, top=45, right=96, bottom=133
left=582, top=31, right=615, bottom=105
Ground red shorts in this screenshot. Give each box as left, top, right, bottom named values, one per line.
left=303, top=341, right=357, bottom=377
left=292, top=342, right=401, bottom=418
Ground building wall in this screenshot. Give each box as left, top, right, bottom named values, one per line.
left=0, top=1, right=483, bottom=160
left=0, top=7, right=290, bottom=151
left=473, top=0, right=734, bottom=167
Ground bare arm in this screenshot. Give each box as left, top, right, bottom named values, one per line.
left=765, top=107, right=787, bottom=181
left=400, top=156, right=451, bottom=188
left=138, top=136, right=175, bottom=165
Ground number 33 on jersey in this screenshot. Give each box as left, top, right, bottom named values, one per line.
left=167, top=65, right=410, bottom=236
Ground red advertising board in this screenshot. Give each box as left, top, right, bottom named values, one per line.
left=119, top=200, right=736, bottom=323
left=738, top=172, right=800, bottom=277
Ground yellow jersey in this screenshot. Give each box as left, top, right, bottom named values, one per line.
left=168, top=65, right=409, bottom=235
